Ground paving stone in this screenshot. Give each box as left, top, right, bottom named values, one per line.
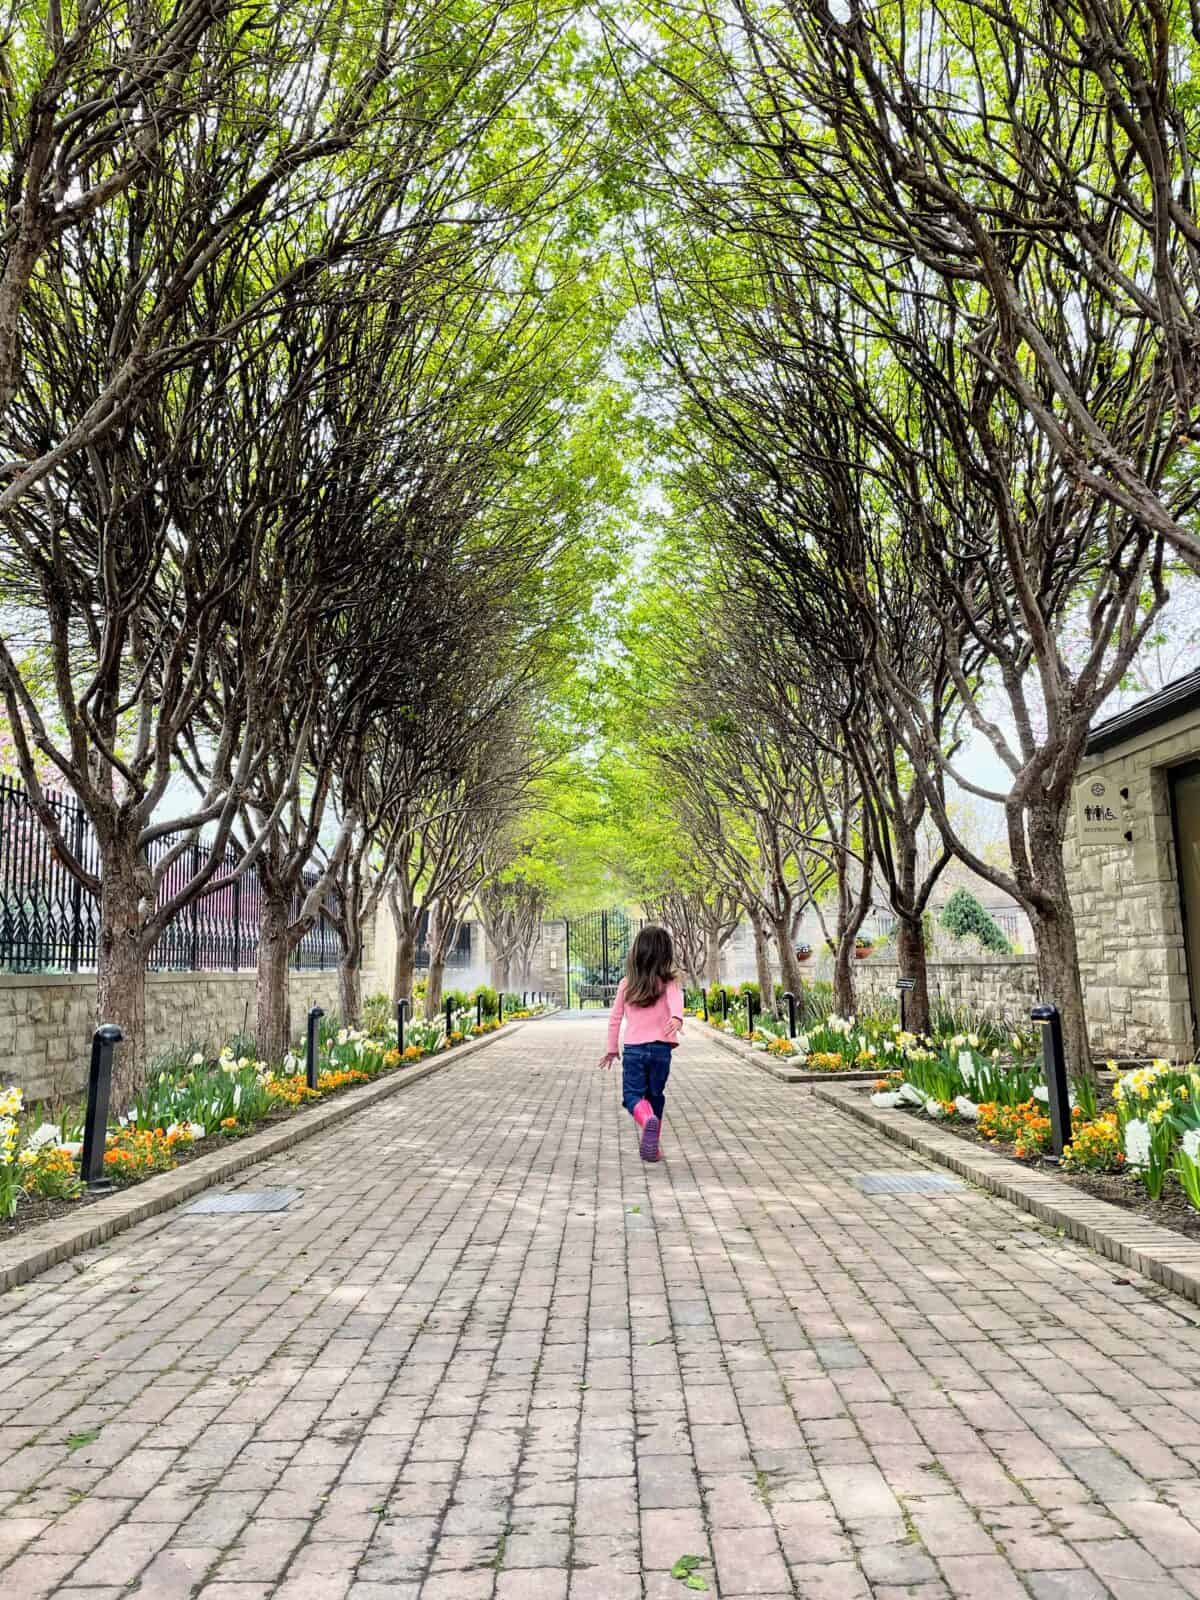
left=3, top=1019, right=1200, bottom=1599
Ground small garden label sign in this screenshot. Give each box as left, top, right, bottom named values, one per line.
left=1074, top=776, right=1128, bottom=846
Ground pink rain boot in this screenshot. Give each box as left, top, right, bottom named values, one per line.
left=631, top=1097, right=660, bottom=1161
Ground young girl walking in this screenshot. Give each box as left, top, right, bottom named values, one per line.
left=599, top=925, right=684, bottom=1162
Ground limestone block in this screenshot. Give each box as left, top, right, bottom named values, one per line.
left=1131, top=995, right=1174, bottom=1034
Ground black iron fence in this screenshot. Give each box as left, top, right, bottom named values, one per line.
left=566, top=909, right=642, bottom=1007
left=412, top=909, right=472, bottom=971
left=0, top=775, right=339, bottom=975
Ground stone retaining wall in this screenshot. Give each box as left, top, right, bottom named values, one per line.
left=853, top=955, right=1040, bottom=1024
left=0, top=968, right=363, bottom=1102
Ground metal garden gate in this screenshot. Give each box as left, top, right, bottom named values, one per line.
left=566, top=909, right=642, bottom=1007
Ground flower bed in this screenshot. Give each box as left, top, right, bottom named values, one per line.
left=684, top=1008, right=1031, bottom=1076
left=0, top=1004, right=532, bottom=1241
left=856, top=1054, right=1200, bottom=1242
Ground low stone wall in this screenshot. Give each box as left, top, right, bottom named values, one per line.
left=853, top=956, right=1040, bottom=1025
left=0, top=968, right=364, bottom=1102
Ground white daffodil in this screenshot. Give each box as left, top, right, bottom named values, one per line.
left=27, top=1122, right=64, bottom=1150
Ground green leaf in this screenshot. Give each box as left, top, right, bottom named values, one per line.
left=685, top=1577, right=708, bottom=1591
left=671, top=1554, right=704, bottom=1578
left=66, top=1430, right=99, bottom=1452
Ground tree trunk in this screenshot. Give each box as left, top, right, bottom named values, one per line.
left=424, top=957, right=446, bottom=1020
left=750, top=914, right=774, bottom=1010
left=256, top=891, right=293, bottom=1062
left=832, top=936, right=856, bottom=1019
left=333, top=874, right=364, bottom=1027
left=1024, top=807, right=1092, bottom=1077
left=896, top=912, right=931, bottom=1036
left=1031, top=905, right=1091, bottom=1078
left=704, top=926, right=722, bottom=986
left=392, top=923, right=416, bottom=1003
left=338, top=954, right=362, bottom=1028
left=772, top=919, right=806, bottom=1008
left=96, top=836, right=149, bottom=1105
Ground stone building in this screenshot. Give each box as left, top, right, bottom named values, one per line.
left=1066, top=670, right=1200, bottom=1062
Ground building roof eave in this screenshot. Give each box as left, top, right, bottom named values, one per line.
left=1085, top=669, right=1200, bottom=757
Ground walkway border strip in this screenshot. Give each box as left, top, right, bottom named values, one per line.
left=815, top=1082, right=1200, bottom=1310
left=0, top=1019, right=531, bottom=1297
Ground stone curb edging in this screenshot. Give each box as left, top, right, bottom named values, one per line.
left=0, top=1020, right=528, bottom=1298
left=698, top=1022, right=881, bottom=1086
left=814, top=1082, right=1200, bottom=1310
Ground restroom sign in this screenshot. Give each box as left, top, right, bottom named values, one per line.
left=1074, top=776, right=1128, bottom=845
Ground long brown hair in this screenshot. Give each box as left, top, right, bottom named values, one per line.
left=624, top=924, right=678, bottom=1006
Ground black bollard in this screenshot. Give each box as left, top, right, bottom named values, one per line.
left=476, top=993, right=484, bottom=1030
left=781, top=991, right=797, bottom=1038
left=701, top=988, right=709, bottom=1022
left=306, top=1006, right=324, bottom=1091
left=746, top=992, right=757, bottom=1033
left=445, top=996, right=454, bottom=1041
left=498, top=992, right=504, bottom=1024
left=720, top=988, right=728, bottom=1024
left=396, top=998, right=410, bottom=1055
left=80, top=1025, right=123, bottom=1193
left=896, top=976, right=915, bottom=1033
left=1032, top=1002, right=1071, bottom=1160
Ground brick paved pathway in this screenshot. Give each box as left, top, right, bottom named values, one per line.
left=4, top=1020, right=1200, bottom=1600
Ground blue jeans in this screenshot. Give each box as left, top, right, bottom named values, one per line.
left=622, top=1041, right=673, bottom=1121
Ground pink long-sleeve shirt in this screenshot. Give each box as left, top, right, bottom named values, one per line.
left=606, top=976, right=685, bottom=1055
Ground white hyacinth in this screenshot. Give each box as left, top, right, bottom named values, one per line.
left=1182, top=1128, right=1200, bottom=1161
left=1123, top=1118, right=1152, bottom=1170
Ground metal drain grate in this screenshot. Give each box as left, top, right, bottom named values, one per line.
left=855, top=1171, right=962, bottom=1195
left=184, top=1189, right=301, bottom=1214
